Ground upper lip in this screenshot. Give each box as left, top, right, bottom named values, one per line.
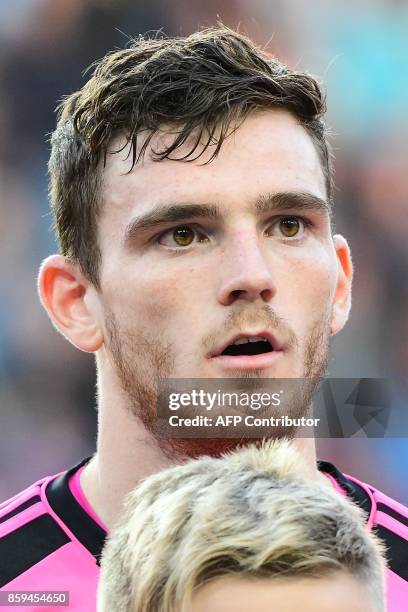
left=208, top=330, right=284, bottom=358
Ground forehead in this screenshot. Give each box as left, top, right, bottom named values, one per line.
left=99, top=109, right=327, bottom=238
left=192, top=574, right=378, bottom=612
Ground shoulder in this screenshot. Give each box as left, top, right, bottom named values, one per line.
left=320, top=461, right=408, bottom=586
left=0, top=460, right=105, bottom=590
left=348, top=474, right=408, bottom=582
left=367, top=482, right=408, bottom=530
left=0, top=475, right=70, bottom=588
left=346, top=472, right=408, bottom=531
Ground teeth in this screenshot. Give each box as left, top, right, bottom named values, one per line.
left=232, top=336, right=268, bottom=345
left=233, top=337, right=249, bottom=345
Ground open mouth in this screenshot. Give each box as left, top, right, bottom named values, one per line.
left=209, top=332, right=282, bottom=370
left=220, top=336, right=274, bottom=357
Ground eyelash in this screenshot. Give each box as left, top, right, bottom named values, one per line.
left=156, top=216, right=313, bottom=249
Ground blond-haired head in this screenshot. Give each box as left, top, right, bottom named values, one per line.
left=97, top=440, right=386, bottom=612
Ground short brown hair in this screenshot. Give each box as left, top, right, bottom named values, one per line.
left=49, top=26, right=332, bottom=287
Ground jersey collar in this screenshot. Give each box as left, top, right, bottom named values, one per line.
left=45, top=457, right=373, bottom=564
left=318, top=460, right=372, bottom=517
left=45, top=457, right=106, bottom=565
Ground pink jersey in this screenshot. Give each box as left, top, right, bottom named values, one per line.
left=0, top=458, right=407, bottom=611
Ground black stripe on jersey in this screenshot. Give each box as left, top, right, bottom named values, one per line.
left=317, top=461, right=372, bottom=516
left=377, top=502, right=408, bottom=529
left=45, top=458, right=106, bottom=564
left=0, top=514, right=69, bottom=587
left=0, top=495, right=41, bottom=525
left=374, top=525, right=408, bottom=582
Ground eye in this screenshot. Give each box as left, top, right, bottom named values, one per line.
left=267, top=216, right=307, bottom=239
left=158, top=225, right=208, bottom=248
left=279, top=217, right=301, bottom=237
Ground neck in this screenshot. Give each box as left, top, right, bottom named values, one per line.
left=81, top=372, right=324, bottom=529
left=81, top=394, right=178, bottom=529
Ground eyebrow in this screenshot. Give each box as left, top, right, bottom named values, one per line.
left=255, top=191, right=331, bottom=216
left=123, top=191, right=331, bottom=244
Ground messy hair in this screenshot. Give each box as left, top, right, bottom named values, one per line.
left=97, top=440, right=385, bottom=612
left=49, top=26, right=332, bottom=286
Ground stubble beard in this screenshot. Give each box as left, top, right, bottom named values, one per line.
left=104, top=309, right=330, bottom=460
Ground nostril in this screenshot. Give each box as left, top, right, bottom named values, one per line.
left=218, top=273, right=276, bottom=307
left=260, top=288, right=274, bottom=301
left=230, top=289, right=245, bottom=301
left=228, top=287, right=273, bottom=304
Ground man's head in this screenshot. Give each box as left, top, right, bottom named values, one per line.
left=39, top=26, right=352, bottom=452
left=48, top=26, right=334, bottom=287
left=97, top=440, right=386, bottom=612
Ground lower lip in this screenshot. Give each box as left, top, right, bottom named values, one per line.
left=209, top=350, right=284, bottom=371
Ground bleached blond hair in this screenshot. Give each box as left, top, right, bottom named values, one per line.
left=97, top=440, right=386, bottom=612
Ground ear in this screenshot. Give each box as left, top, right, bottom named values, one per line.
left=38, top=255, right=104, bottom=352
left=331, top=235, right=353, bottom=335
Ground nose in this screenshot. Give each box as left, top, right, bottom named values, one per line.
left=217, top=232, right=276, bottom=306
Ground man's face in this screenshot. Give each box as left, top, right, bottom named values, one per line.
left=96, top=110, right=344, bottom=449
left=190, top=574, right=381, bottom=612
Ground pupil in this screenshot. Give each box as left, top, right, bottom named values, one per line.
left=280, top=218, right=299, bottom=237
left=174, top=227, right=194, bottom=246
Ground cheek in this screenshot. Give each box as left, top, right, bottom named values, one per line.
left=108, top=262, right=205, bottom=327
left=280, top=248, right=336, bottom=320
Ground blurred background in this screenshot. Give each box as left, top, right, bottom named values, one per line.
left=0, top=0, right=407, bottom=502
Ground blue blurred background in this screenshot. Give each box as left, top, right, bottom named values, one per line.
left=0, top=0, right=407, bottom=502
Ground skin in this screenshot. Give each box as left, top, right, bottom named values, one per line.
left=38, top=109, right=353, bottom=526
left=190, top=573, right=380, bottom=612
